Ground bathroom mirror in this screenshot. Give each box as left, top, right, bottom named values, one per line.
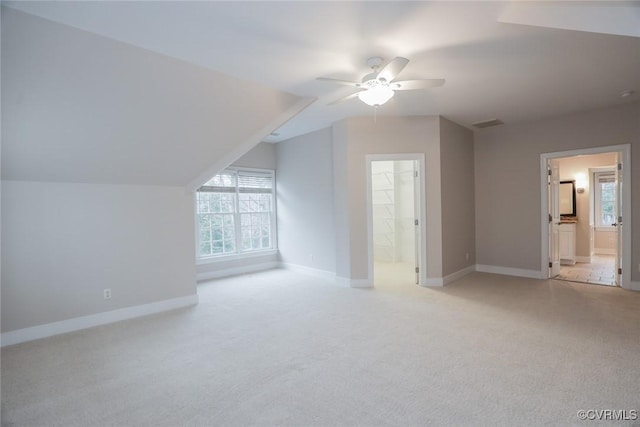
left=559, top=180, right=576, bottom=216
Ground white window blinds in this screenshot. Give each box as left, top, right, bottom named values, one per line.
left=199, top=171, right=237, bottom=193
left=198, top=170, right=274, bottom=193
left=238, top=171, right=273, bottom=194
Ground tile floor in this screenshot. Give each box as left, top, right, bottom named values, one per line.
left=374, top=261, right=417, bottom=287
left=555, top=254, right=617, bottom=286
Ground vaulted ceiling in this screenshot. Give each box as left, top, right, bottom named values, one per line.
left=2, top=1, right=639, bottom=185
left=1, top=6, right=310, bottom=186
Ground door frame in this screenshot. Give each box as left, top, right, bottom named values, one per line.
left=366, top=153, right=427, bottom=286
left=540, top=144, right=631, bottom=290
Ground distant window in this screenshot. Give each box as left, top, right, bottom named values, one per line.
left=594, top=171, right=616, bottom=228
left=196, top=168, right=276, bottom=259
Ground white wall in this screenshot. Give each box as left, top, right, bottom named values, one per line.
left=475, top=102, right=640, bottom=281
left=1, top=7, right=302, bottom=187
left=276, top=128, right=336, bottom=274
left=1, top=6, right=304, bottom=336
left=1, top=181, right=196, bottom=332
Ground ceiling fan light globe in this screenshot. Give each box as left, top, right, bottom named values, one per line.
left=358, top=86, right=394, bottom=106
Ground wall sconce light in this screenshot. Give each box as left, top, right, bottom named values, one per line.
left=575, top=172, right=587, bottom=193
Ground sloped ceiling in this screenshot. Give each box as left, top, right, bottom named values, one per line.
left=3, top=1, right=639, bottom=144
left=1, top=7, right=311, bottom=186
left=499, top=2, right=640, bottom=38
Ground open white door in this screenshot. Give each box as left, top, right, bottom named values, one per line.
left=548, top=159, right=561, bottom=278
left=614, top=160, right=623, bottom=286
left=413, top=161, right=421, bottom=285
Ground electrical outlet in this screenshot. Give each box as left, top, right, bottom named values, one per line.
left=103, top=289, right=112, bottom=300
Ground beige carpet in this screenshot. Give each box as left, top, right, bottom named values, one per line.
left=2, top=269, right=639, bottom=426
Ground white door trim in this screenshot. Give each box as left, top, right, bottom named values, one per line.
left=540, top=144, right=631, bottom=290
left=366, top=154, right=427, bottom=286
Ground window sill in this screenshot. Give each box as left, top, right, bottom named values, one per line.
left=196, top=249, right=278, bottom=265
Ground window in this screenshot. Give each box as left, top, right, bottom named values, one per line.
left=594, top=171, right=616, bottom=228
left=196, top=168, right=276, bottom=259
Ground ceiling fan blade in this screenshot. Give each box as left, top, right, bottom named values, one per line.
left=377, top=57, right=409, bottom=83
left=316, top=77, right=362, bottom=87
left=391, top=79, right=445, bottom=90
left=328, top=91, right=362, bottom=105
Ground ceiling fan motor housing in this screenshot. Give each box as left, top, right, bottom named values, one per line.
left=362, top=72, right=384, bottom=88
left=366, top=56, right=384, bottom=69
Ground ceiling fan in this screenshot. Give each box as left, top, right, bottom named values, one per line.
left=317, top=56, right=445, bottom=107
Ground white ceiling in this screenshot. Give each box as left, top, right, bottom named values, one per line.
left=5, top=1, right=640, bottom=142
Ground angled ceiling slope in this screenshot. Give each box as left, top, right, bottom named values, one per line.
left=1, top=7, right=311, bottom=187
left=499, top=2, right=640, bottom=38
left=3, top=2, right=638, bottom=144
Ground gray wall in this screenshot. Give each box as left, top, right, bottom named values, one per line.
left=232, top=142, right=277, bottom=170
left=276, top=128, right=336, bottom=273
left=475, top=102, right=640, bottom=280
left=440, top=117, right=476, bottom=276
left=1, top=181, right=196, bottom=332
left=333, top=116, right=443, bottom=282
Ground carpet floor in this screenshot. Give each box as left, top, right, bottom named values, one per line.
left=2, top=269, right=639, bottom=426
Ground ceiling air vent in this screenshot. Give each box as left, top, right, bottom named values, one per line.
left=472, top=119, right=504, bottom=129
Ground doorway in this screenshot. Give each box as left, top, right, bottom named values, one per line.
left=367, top=155, right=425, bottom=287
left=541, top=145, right=631, bottom=289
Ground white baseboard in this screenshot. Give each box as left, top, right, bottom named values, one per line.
left=593, top=248, right=616, bottom=255
left=628, top=281, right=640, bottom=291
left=476, top=264, right=545, bottom=279
left=1, top=294, right=199, bottom=347
left=349, top=279, right=373, bottom=288
left=575, top=256, right=592, bottom=263
left=421, top=278, right=444, bottom=287
left=279, top=262, right=374, bottom=288
left=197, top=261, right=279, bottom=282
left=443, top=265, right=476, bottom=285
left=279, top=262, right=336, bottom=282
left=335, top=276, right=373, bottom=288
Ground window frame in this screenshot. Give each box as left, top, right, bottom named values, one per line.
left=593, top=170, right=616, bottom=231
left=195, top=166, right=278, bottom=264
